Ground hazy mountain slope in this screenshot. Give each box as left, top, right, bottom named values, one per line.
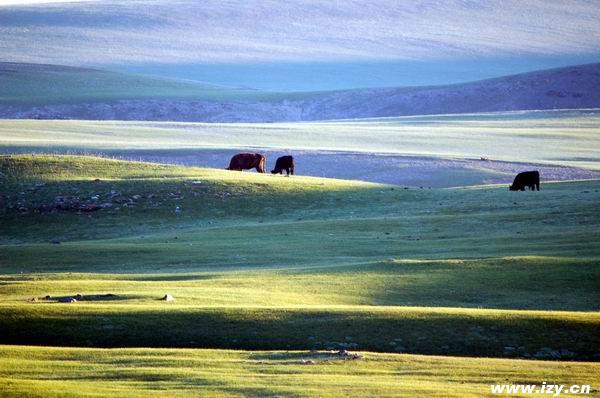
left=1, top=63, right=599, bottom=121
left=298, top=63, right=600, bottom=120
left=3, top=1, right=599, bottom=65
left=0, top=62, right=267, bottom=106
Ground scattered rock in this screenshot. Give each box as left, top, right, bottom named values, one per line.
left=175, top=206, right=181, bottom=213
left=532, top=347, right=574, bottom=359
left=58, top=297, right=77, bottom=303
left=50, top=240, right=61, bottom=245
left=161, top=294, right=175, bottom=301
left=301, top=359, right=315, bottom=365
left=559, top=349, right=576, bottom=359
left=336, top=350, right=362, bottom=360
left=79, top=204, right=102, bottom=212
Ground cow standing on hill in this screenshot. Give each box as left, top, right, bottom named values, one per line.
left=226, top=153, right=266, bottom=173
left=271, top=155, right=295, bottom=176
left=509, top=171, right=540, bottom=191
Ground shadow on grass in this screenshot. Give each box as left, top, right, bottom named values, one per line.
left=125, top=274, right=215, bottom=282
left=48, top=294, right=143, bottom=302
left=1, top=306, right=598, bottom=360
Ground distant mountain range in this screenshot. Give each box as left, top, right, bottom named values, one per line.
left=1, top=62, right=599, bottom=122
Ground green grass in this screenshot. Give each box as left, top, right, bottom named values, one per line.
left=1, top=304, right=599, bottom=359
left=2, top=257, right=598, bottom=310
left=1, top=154, right=599, bottom=395
left=2, top=345, right=598, bottom=398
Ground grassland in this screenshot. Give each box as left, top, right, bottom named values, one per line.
left=1, top=109, right=599, bottom=169
left=1, top=345, right=599, bottom=398
left=0, top=63, right=292, bottom=106
left=1, top=154, right=599, bottom=396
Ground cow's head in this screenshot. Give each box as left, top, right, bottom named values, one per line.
left=509, top=184, right=517, bottom=191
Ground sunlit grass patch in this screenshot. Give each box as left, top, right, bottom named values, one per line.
left=0, top=345, right=599, bottom=398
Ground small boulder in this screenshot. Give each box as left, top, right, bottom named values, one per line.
left=161, top=294, right=175, bottom=301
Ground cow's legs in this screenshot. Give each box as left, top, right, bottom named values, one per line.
left=290, top=166, right=294, bottom=175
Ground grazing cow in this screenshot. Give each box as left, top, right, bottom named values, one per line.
left=509, top=171, right=540, bottom=191
left=227, top=153, right=266, bottom=173
left=271, top=155, right=295, bottom=176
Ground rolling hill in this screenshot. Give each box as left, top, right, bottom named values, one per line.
left=0, top=62, right=599, bottom=121
left=0, top=155, right=599, bottom=396
left=0, top=62, right=271, bottom=106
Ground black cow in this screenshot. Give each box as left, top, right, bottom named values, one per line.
left=271, top=155, right=294, bottom=176
left=509, top=171, right=540, bottom=191
left=226, top=153, right=266, bottom=173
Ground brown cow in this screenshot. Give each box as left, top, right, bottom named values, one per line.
left=226, top=153, right=266, bottom=173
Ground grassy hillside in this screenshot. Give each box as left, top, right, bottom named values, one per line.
left=1, top=62, right=599, bottom=121
left=0, top=63, right=278, bottom=106
left=1, top=110, right=599, bottom=170
left=1, top=155, right=599, bottom=366
left=1, top=345, right=599, bottom=398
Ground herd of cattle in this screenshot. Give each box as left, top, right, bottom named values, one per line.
left=225, top=152, right=540, bottom=190
left=227, top=153, right=294, bottom=176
